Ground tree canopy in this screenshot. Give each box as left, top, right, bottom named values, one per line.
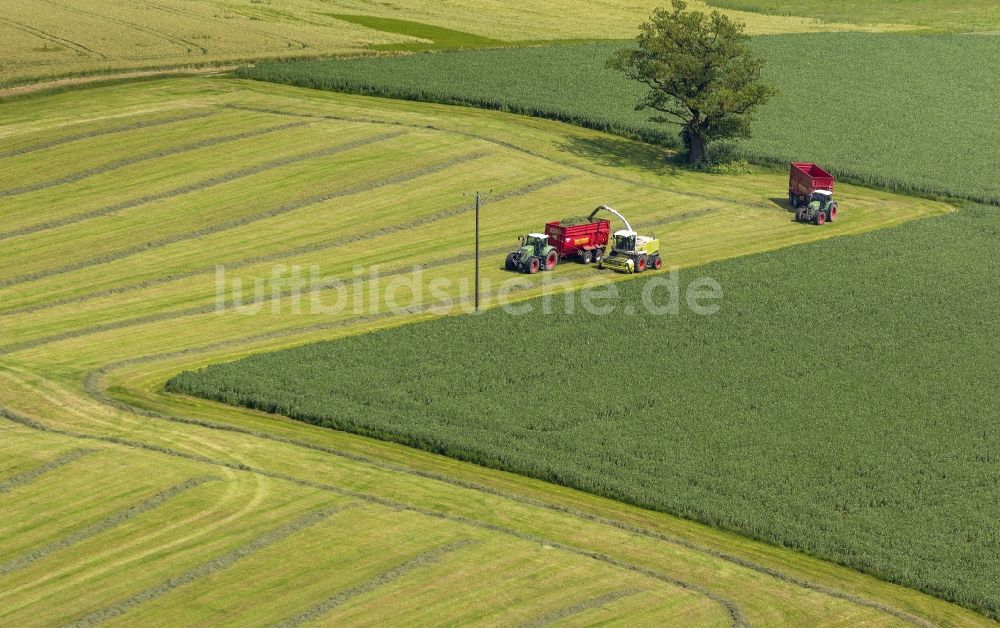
left=608, top=0, right=776, bottom=164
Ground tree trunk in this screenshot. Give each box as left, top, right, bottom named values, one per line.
left=686, top=129, right=707, bottom=164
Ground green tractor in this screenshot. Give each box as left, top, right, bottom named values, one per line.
left=589, top=205, right=662, bottom=274
left=505, top=233, right=558, bottom=274
left=795, top=189, right=838, bottom=225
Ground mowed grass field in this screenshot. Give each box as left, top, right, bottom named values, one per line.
left=241, top=33, right=1000, bottom=204
left=0, top=77, right=979, bottom=625
left=705, top=0, right=1000, bottom=31
left=0, top=0, right=914, bottom=87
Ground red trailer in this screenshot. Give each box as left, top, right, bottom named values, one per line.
left=789, top=162, right=834, bottom=208
left=545, top=218, right=610, bottom=264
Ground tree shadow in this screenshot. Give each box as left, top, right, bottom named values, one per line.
left=560, top=136, right=682, bottom=177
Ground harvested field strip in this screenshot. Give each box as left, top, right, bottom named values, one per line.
left=0, top=148, right=488, bottom=289
left=0, top=120, right=308, bottom=199
left=0, top=110, right=215, bottom=159
left=64, top=505, right=350, bottom=627
left=84, top=351, right=935, bottom=628
left=0, top=475, right=218, bottom=576
left=0, top=406, right=744, bottom=627
left=0, top=448, right=95, bottom=493
left=275, top=539, right=478, bottom=627
left=520, top=589, right=643, bottom=627
left=0, top=175, right=567, bottom=332
left=37, top=0, right=207, bottom=54
left=0, top=129, right=408, bottom=242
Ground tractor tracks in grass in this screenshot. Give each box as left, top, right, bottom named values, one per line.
left=64, top=505, right=352, bottom=627
left=0, top=17, right=106, bottom=59
left=0, top=475, right=219, bottom=576
left=274, top=538, right=479, bottom=627
left=80, top=347, right=934, bottom=628
left=519, top=589, right=643, bottom=627
left=0, top=129, right=408, bottom=242
left=0, top=447, right=97, bottom=494
left=0, top=110, right=216, bottom=160
left=0, top=404, right=747, bottom=628
left=0, top=149, right=489, bottom=290
left=0, top=120, right=309, bottom=200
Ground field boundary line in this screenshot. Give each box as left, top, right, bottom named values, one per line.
left=275, top=538, right=478, bottom=627
left=0, top=405, right=745, bottom=628
left=0, top=120, right=310, bottom=199
left=519, top=588, right=643, bottom=627
left=0, top=129, right=408, bottom=242
left=0, top=174, right=564, bottom=319
left=0, top=475, right=219, bottom=576
left=82, top=342, right=935, bottom=628
left=0, top=110, right=216, bottom=160
left=0, top=448, right=97, bottom=494
left=0, top=150, right=489, bottom=290
left=63, top=504, right=352, bottom=627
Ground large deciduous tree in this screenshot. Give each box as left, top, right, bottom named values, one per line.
left=608, top=0, right=776, bottom=164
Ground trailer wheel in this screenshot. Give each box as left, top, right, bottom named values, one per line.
left=815, top=212, right=826, bottom=226
left=594, top=249, right=603, bottom=264
left=527, top=257, right=541, bottom=274
left=544, top=250, right=558, bottom=271
left=788, top=193, right=796, bottom=209
left=653, top=256, right=663, bottom=270
left=580, top=249, right=593, bottom=264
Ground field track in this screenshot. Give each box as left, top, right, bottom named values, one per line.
left=0, top=77, right=986, bottom=625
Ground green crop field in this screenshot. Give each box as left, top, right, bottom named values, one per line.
left=706, top=0, right=1000, bottom=32
left=0, top=76, right=980, bottom=625
left=168, top=204, right=1000, bottom=619
left=0, top=0, right=907, bottom=88
left=239, top=33, right=1000, bottom=204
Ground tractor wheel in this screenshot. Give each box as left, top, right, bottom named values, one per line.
left=794, top=210, right=804, bottom=223
left=828, top=204, right=838, bottom=222
left=652, top=256, right=663, bottom=270
left=527, top=257, right=541, bottom=274
left=580, top=249, right=593, bottom=264
left=504, top=255, right=517, bottom=271
left=815, top=211, right=826, bottom=226
left=544, top=250, right=558, bottom=271
left=636, top=257, right=647, bottom=273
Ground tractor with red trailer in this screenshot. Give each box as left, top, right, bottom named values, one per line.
left=789, top=162, right=838, bottom=225
left=504, top=233, right=559, bottom=274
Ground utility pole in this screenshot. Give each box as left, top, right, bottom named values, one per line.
left=474, top=191, right=481, bottom=312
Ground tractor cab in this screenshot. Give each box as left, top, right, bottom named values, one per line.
left=810, top=189, right=834, bottom=207
left=612, top=230, right=637, bottom=253
left=521, top=233, right=550, bottom=255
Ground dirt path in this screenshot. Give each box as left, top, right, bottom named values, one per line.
left=0, top=66, right=236, bottom=99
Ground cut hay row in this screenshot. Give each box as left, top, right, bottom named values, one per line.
left=0, top=130, right=406, bottom=242
left=0, top=120, right=309, bottom=199
left=0, top=448, right=96, bottom=493
left=64, top=506, right=352, bottom=628
left=274, top=538, right=478, bottom=627
left=0, top=405, right=744, bottom=626
left=0, top=109, right=215, bottom=160
left=519, top=589, right=644, bottom=627
left=0, top=475, right=218, bottom=576
left=0, top=147, right=488, bottom=289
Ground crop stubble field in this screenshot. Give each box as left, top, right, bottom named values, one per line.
left=0, top=0, right=917, bottom=87
left=0, top=77, right=979, bottom=625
